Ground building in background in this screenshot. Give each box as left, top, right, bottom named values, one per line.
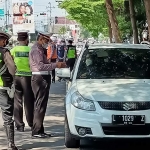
left=12, top=0, right=35, bottom=35
left=53, top=16, right=80, bottom=42
left=0, top=0, right=5, bottom=28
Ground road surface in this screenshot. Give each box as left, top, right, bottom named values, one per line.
left=0, top=80, right=149, bottom=150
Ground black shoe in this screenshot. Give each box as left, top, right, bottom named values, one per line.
left=42, top=132, right=51, bottom=137
left=52, top=79, right=55, bottom=83
left=32, top=133, right=51, bottom=138
left=16, top=126, right=24, bottom=132
left=4, top=124, right=18, bottom=150
left=8, top=144, right=18, bottom=150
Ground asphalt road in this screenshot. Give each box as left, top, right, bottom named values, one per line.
left=0, top=80, right=150, bottom=150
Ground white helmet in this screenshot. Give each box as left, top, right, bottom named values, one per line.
left=50, top=36, right=57, bottom=42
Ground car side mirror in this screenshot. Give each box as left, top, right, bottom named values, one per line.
left=56, top=68, right=70, bottom=79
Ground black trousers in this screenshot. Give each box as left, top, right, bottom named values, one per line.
left=58, top=59, right=64, bottom=80
left=0, top=89, right=14, bottom=126
left=51, top=59, right=57, bottom=81
left=14, top=76, right=34, bottom=128
left=67, top=58, right=76, bottom=72
left=31, top=75, right=51, bottom=135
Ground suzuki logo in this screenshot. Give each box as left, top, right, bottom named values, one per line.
left=123, top=103, right=135, bottom=111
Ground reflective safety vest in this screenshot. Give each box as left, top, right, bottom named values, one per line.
left=47, top=44, right=57, bottom=59
left=10, top=46, right=31, bottom=76
left=67, top=46, right=76, bottom=59
left=0, top=47, right=13, bottom=88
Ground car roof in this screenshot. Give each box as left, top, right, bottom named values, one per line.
left=87, top=43, right=150, bottom=50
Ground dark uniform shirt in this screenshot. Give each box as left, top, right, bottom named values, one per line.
left=29, top=42, right=56, bottom=72
left=3, top=50, right=16, bottom=76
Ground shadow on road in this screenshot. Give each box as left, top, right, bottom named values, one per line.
left=21, top=139, right=65, bottom=149
left=1, top=81, right=149, bottom=150
left=20, top=138, right=150, bottom=150
left=79, top=139, right=150, bottom=150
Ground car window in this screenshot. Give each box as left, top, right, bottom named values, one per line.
left=77, top=48, right=150, bottom=79
left=71, top=58, right=78, bottom=80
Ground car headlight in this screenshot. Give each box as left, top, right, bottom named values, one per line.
left=71, top=92, right=96, bottom=111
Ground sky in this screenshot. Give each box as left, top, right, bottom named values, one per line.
left=35, top=0, right=65, bottom=17
left=0, top=0, right=66, bottom=26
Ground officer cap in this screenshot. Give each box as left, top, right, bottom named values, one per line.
left=68, top=39, right=73, bottom=44
left=17, top=30, right=29, bottom=41
left=0, top=31, right=11, bottom=41
left=38, top=32, right=51, bottom=40
left=61, top=38, right=65, bottom=42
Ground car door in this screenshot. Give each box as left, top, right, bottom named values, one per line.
left=66, top=58, right=78, bottom=92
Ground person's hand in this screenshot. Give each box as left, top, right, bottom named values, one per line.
left=48, top=59, right=51, bottom=63
left=56, top=62, right=67, bottom=68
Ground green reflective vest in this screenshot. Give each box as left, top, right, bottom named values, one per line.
left=0, top=48, right=13, bottom=87
left=10, top=46, right=31, bottom=76
left=67, top=46, right=76, bottom=59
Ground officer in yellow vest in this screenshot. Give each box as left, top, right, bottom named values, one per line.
left=66, top=39, right=77, bottom=72
left=10, top=31, right=34, bottom=132
left=0, top=32, right=18, bottom=149
left=47, top=38, right=57, bottom=83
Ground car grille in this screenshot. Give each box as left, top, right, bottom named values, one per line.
left=98, top=101, right=150, bottom=111
left=102, top=124, right=150, bottom=135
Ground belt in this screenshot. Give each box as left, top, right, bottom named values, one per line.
left=16, top=71, right=32, bottom=76
left=32, top=71, right=52, bottom=75
left=0, top=86, right=10, bottom=90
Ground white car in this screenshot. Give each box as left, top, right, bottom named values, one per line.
left=76, top=45, right=83, bottom=56
left=57, top=43, right=150, bottom=148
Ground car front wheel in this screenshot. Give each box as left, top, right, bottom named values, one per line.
left=65, top=116, right=80, bottom=148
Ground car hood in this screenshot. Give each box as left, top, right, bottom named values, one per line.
left=76, top=79, right=150, bottom=102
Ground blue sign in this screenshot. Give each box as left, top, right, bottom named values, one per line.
left=28, top=1, right=33, bottom=5
left=0, top=9, right=4, bottom=16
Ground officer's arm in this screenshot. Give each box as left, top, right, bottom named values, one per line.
left=32, top=50, right=56, bottom=71
left=3, top=51, right=16, bottom=76
left=10, top=48, right=15, bottom=59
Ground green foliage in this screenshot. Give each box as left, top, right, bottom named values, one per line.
left=59, top=26, right=67, bottom=35
left=60, top=0, right=108, bottom=38
left=80, top=26, right=91, bottom=38
left=134, top=0, right=146, bottom=28
left=60, top=0, right=146, bottom=39
left=117, top=15, right=132, bottom=37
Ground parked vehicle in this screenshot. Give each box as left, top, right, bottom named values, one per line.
left=57, top=43, right=150, bottom=148
left=76, top=44, right=83, bottom=56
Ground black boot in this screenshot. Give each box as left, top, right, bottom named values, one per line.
left=52, top=78, right=55, bottom=83
left=58, top=78, right=61, bottom=82
left=4, top=124, right=18, bottom=150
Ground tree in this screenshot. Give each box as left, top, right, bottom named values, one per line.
left=60, top=0, right=134, bottom=42
left=129, top=0, right=139, bottom=43
left=105, top=0, right=121, bottom=43
left=80, top=27, right=91, bottom=38
left=59, top=26, right=67, bottom=35
left=124, top=0, right=146, bottom=42
left=143, top=0, right=150, bottom=41
left=60, top=0, right=108, bottom=38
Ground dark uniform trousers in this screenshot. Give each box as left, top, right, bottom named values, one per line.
left=31, top=75, right=51, bottom=135
left=0, top=89, right=14, bottom=126
left=14, top=76, right=34, bottom=128
left=67, top=58, right=76, bottom=72
left=51, top=59, right=57, bottom=81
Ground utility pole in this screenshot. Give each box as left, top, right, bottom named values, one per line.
left=5, top=0, right=11, bottom=31
left=5, top=0, right=8, bottom=29
left=56, top=0, right=67, bottom=35
left=46, top=2, right=55, bottom=33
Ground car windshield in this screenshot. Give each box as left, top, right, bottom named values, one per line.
left=77, top=48, right=150, bottom=79
left=77, top=45, right=83, bottom=48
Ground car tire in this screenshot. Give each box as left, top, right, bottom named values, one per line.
left=65, top=116, right=80, bottom=148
